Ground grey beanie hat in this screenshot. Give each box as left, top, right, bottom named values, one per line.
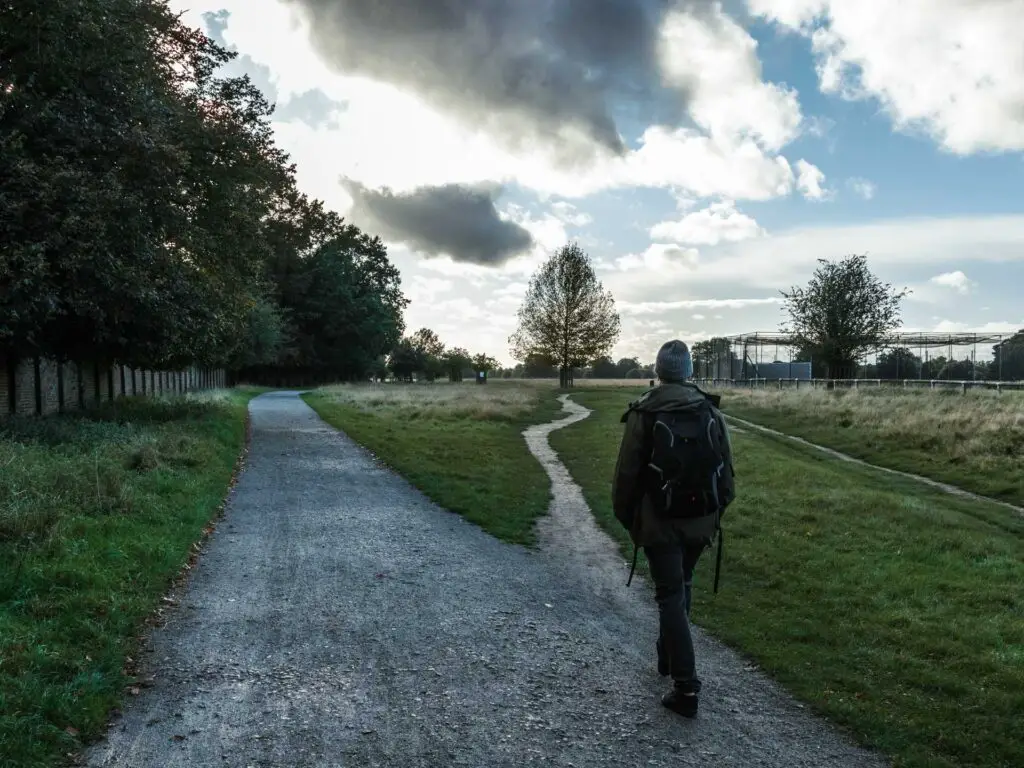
left=655, top=339, right=694, bottom=382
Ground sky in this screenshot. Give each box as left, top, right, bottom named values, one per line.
left=169, top=0, right=1024, bottom=366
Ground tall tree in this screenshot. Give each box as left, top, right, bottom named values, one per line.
left=286, top=229, right=406, bottom=380
left=509, top=242, right=620, bottom=388
left=471, top=353, right=499, bottom=375
left=614, top=357, right=642, bottom=378
left=876, top=347, right=922, bottom=380
left=409, top=328, right=445, bottom=381
left=780, top=254, right=909, bottom=379
left=387, top=339, right=423, bottom=382
left=443, top=347, right=472, bottom=382
left=992, top=330, right=1024, bottom=381
left=590, top=355, right=619, bottom=378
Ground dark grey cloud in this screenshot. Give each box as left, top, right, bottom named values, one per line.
left=282, top=0, right=684, bottom=160
left=343, top=180, right=535, bottom=265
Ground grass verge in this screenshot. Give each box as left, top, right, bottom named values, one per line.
left=552, top=387, right=1024, bottom=768
left=720, top=387, right=1023, bottom=508
left=0, top=388, right=259, bottom=768
left=304, top=382, right=561, bottom=546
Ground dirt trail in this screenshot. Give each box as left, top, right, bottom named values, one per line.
left=84, top=391, right=886, bottom=767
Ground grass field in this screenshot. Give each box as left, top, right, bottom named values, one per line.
left=719, top=387, right=1024, bottom=508
left=304, top=382, right=562, bottom=545
left=0, top=389, right=257, bottom=767
left=552, top=386, right=1023, bottom=768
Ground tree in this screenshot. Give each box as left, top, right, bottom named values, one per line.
left=780, top=254, right=909, bottom=379
left=590, top=355, right=619, bottom=378
left=387, top=339, right=424, bottom=382
left=992, top=330, right=1024, bottom=381
left=409, top=328, right=446, bottom=381
left=443, top=347, right=472, bottom=382
left=471, top=353, right=499, bottom=375
left=285, top=230, right=406, bottom=380
left=615, top=357, right=642, bottom=378
left=876, top=347, right=922, bottom=380
left=509, top=242, right=620, bottom=388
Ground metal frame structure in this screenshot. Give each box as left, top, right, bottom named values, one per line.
left=694, top=331, right=1020, bottom=386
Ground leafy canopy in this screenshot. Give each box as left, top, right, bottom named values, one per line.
left=780, top=254, right=909, bottom=378
left=509, top=242, right=620, bottom=387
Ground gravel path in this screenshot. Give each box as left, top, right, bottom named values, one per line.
left=84, top=391, right=887, bottom=767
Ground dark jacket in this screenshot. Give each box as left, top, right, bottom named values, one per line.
left=611, top=382, right=735, bottom=547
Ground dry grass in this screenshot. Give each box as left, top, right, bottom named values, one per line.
left=719, top=386, right=1024, bottom=506
left=317, top=381, right=543, bottom=422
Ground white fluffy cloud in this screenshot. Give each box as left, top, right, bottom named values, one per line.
left=796, top=159, right=832, bottom=200
left=658, top=4, right=803, bottom=151
left=613, top=243, right=700, bottom=272
left=650, top=200, right=764, bottom=246
left=930, top=270, right=976, bottom=294
left=748, top=0, right=1024, bottom=154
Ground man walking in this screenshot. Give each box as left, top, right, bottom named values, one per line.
left=612, top=340, right=735, bottom=717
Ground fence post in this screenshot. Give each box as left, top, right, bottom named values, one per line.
left=57, top=362, right=65, bottom=413
left=33, top=356, right=42, bottom=415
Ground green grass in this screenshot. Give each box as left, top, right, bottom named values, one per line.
left=720, top=387, right=1024, bottom=508
left=0, top=388, right=258, bottom=768
left=552, top=387, right=1024, bottom=768
left=304, top=382, right=563, bottom=546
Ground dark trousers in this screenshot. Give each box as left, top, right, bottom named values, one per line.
left=644, top=539, right=705, bottom=693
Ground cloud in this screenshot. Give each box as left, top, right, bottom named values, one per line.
left=173, top=1, right=813, bottom=211
left=795, top=159, right=832, bottom=200
left=550, top=201, right=593, bottom=228
left=342, top=180, right=534, bottom=265
left=273, top=88, right=347, bottom=128
left=404, top=276, right=454, bottom=305
left=923, top=320, right=1023, bottom=335
left=749, top=0, right=1024, bottom=154
left=650, top=200, right=764, bottom=245
left=620, top=297, right=782, bottom=315
left=929, top=270, right=975, bottom=294
left=605, top=213, right=1024, bottom=300
left=613, top=243, right=700, bottom=272
left=657, top=4, right=803, bottom=151
left=281, top=0, right=673, bottom=160
left=847, top=177, right=876, bottom=200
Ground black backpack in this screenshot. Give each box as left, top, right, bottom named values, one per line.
left=646, top=399, right=727, bottom=524
left=636, top=394, right=729, bottom=592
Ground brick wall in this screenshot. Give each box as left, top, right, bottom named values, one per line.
left=0, top=357, right=226, bottom=418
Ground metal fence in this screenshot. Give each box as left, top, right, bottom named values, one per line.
left=697, top=377, right=1024, bottom=393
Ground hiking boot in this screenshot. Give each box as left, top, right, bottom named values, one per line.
left=661, top=687, right=699, bottom=718
left=656, top=638, right=669, bottom=677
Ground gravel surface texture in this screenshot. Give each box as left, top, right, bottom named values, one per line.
left=84, top=391, right=887, bottom=767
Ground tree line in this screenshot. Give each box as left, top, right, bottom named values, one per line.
left=1, top=0, right=407, bottom=381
